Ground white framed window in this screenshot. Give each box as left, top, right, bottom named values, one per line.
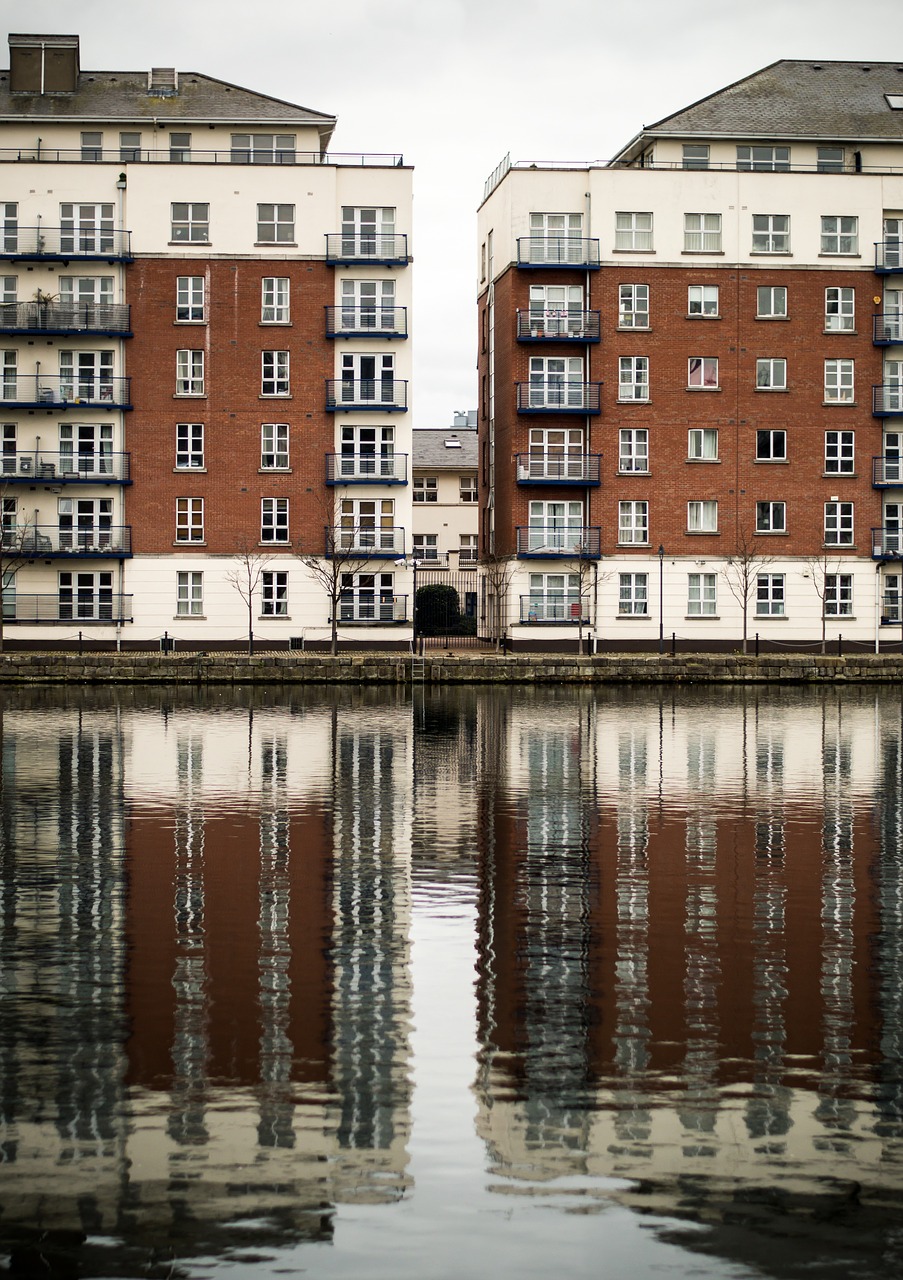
left=825, top=286, right=854, bottom=332
left=825, top=430, right=854, bottom=475
left=756, top=358, right=787, bottom=390
left=338, top=498, right=397, bottom=552
left=817, top=147, right=845, bottom=173
left=821, top=216, right=858, bottom=255
left=688, top=285, right=719, bottom=317
left=341, top=206, right=397, bottom=259
left=261, top=423, right=289, bottom=469
left=231, top=133, right=296, bottom=164
left=413, top=476, right=437, bottom=503
left=756, top=429, right=786, bottom=461
left=171, top=202, right=208, bottom=242
left=825, top=501, right=854, bottom=545
left=688, top=357, right=718, bottom=388
left=682, top=145, right=709, bottom=170
left=525, top=427, right=587, bottom=480
left=0, top=203, right=16, bottom=253
left=684, top=213, right=722, bottom=252
left=176, top=497, right=204, bottom=543
left=58, top=350, right=114, bottom=400
left=59, top=275, right=113, bottom=309
left=176, top=276, right=205, bottom=322
left=459, top=533, right=478, bottom=563
left=58, top=570, right=114, bottom=621
left=257, top=203, right=295, bottom=244
left=1, top=349, right=17, bottom=398
left=615, top=212, right=653, bottom=251
left=120, top=131, right=141, bottom=162
left=687, top=500, right=718, bottom=532
left=619, top=356, right=649, bottom=401
left=619, top=572, right=649, bottom=615
left=413, top=533, right=440, bottom=561
left=756, top=574, right=785, bottom=616
left=58, top=423, right=113, bottom=476
left=525, top=501, right=586, bottom=554
left=339, top=351, right=397, bottom=404
left=460, top=475, right=478, bottom=503
left=618, top=284, right=649, bottom=329
left=338, top=424, right=396, bottom=480
left=176, top=349, right=204, bottom=395
left=261, top=351, right=289, bottom=396
left=177, top=571, right=203, bottom=616
left=339, top=571, right=397, bottom=621
left=688, top=428, right=718, bottom=460
left=262, top=571, right=288, bottom=616
left=825, top=574, right=853, bottom=616
left=528, top=355, right=585, bottom=408
left=527, top=212, right=585, bottom=264
left=688, top=573, right=717, bottom=616
left=341, top=278, right=397, bottom=332
left=737, top=145, right=790, bottom=171
left=60, top=203, right=114, bottom=254
left=752, top=214, right=790, bottom=253
left=1, top=276, right=16, bottom=305
left=176, top=423, right=204, bottom=469
left=825, top=358, right=854, bottom=402
left=80, top=131, right=103, bottom=162
left=169, top=132, right=191, bottom=162
left=261, top=497, right=289, bottom=543
left=755, top=500, right=786, bottom=533
left=618, top=500, right=649, bottom=544
left=619, top=428, right=649, bottom=473
left=262, top=278, right=290, bottom=323
left=757, top=285, right=787, bottom=318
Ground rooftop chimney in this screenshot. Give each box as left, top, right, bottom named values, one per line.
left=8, top=33, right=79, bottom=94
left=148, top=67, right=178, bottom=96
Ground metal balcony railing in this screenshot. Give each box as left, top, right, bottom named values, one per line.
left=325, top=233, right=409, bottom=265
left=516, top=526, right=602, bottom=558
left=326, top=452, right=408, bottom=484
left=875, top=242, right=903, bottom=273
left=516, top=381, right=601, bottom=414
left=873, top=313, right=903, bottom=344
left=873, top=456, right=903, bottom=486
left=873, top=384, right=903, bottom=416
left=0, top=375, right=131, bottom=410
left=1, top=450, right=131, bottom=483
left=872, top=527, right=903, bottom=558
left=3, top=592, right=133, bottom=623
left=519, top=594, right=591, bottom=623
left=325, top=305, right=408, bottom=338
left=325, top=525, right=405, bottom=557
left=0, top=145, right=404, bottom=167
left=0, top=227, right=133, bottom=261
left=2, top=525, right=132, bottom=556
left=515, top=453, right=601, bottom=485
left=326, top=379, right=408, bottom=411
left=516, top=309, right=601, bottom=342
left=337, top=593, right=408, bottom=624
left=516, top=237, right=601, bottom=269
left=881, top=593, right=902, bottom=623
left=0, top=300, right=131, bottom=336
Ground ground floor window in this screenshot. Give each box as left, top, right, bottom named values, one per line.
left=177, top=571, right=203, bottom=616
left=339, top=571, right=396, bottom=622
left=619, top=572, right=648, bottom=615
left=262, top=571, right=288, bottom=616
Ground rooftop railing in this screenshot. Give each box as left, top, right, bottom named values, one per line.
left=0, top=146, right=405, bottom=167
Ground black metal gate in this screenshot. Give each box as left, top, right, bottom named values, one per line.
left=416, top=567, right=485, bottom=649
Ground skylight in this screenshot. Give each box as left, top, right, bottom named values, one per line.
left=885, top=94, right=903, bottom=109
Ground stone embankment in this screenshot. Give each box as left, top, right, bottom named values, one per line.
left=1, top=652, right=902, bottom=685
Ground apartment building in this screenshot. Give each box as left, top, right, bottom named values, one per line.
left=411, top=411, right=478, bottom=567
left=0, top=33, right=413, bottom=649
left=477, top=61, right=903, bottom=652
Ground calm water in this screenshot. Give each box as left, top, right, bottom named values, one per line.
left=1, top=683, right=903, bottom=1279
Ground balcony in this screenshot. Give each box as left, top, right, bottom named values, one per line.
left=515, top=453, right=601, bottom=485
left=2, top=526, right=132, bottom=557
left=0, top=375, right=131, bottom=410
left=516, top=382, right=601, bottom=414
left=0, top=145, right=403, bottom=168
left=325, top=305, right=408, bottom=339
left=0, top=227, right=133, bottom=262
left=326, top=453, right=408, bottom=485
left=872, top=384, right=903, bottom=417
left=325, top=525, right=405, bottom=558
left=3, top=593, right=133, bottom=624
left=326, top=379, right=408, bottom=411
left=516, top=310, right=601, bottom=343
left=872, top=527, right=903, bottom=559
left=1, top=451, right=131, bottom=484
left=873, top=456, right=903, bottom=487
left=0, top=300, right=132, bottom=337
left=516, top=237, right=600, bottom=269
left=875, top=242, right=903, bottom=274
left=873, top=313, right=903, bottom=345
left=325, top=233, right=409, bottom=266
left=880, top=593, right=901, bottom=624
left=337, top=593, right=408, bottom=624
left=519, top=593, right=591, bottom=624
left=516, top=526, right=602, bottom=558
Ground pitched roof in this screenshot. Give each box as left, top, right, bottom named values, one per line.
left=413, top=429, right=478, bottom=471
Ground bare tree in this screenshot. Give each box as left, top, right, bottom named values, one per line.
left=0, top=493, right=40, bottom=653
left=805, top=551, right=844, bottom=655
left=224, top=538, right=273, bottom=655
left=721, top=525, right=775, bottom=655
left=480, top=551, right=516, bottom=650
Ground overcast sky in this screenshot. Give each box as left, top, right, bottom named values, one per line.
left=5, top=0, right=902, bottom=425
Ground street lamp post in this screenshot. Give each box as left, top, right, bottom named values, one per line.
left=658, top=544, right=665, bottom=655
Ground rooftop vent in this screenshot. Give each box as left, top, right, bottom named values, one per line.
left=148, top=67, right=178, bottom=96
left=8, top=33, right=79, bottom=94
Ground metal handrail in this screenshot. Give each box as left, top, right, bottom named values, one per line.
left=516, top=237, right=600, bottom=267
left=519, top=594, right=590, bottom=623
left=325, top=233, right=409, bottom=263
left=0, top=374, right=131, bottom=408
left=872, top=456, right=903, bottom=486
left=0, top=300, right=131, bottom=333
left=873, top=313, right=903, bottom=343
left=515, top=526, right=602, bottom=557
left=3, top=592, right=133, bottom=623
left=516, top=381, right=602, bottom=413
left=325, top=525, right=405, bottom=556
left=325, top=304, right=408, bottom=336
left=515, top=453, right=601, bottom=483
left=871, top=527, right=903, bottom=557
left=0, top=227, right=132, bottom=258
left=516, top=309, right=601, bottom=340
left=325, top=452, right=408, bottom=483
left=875, top=242, right=903, bottom=272
left=1, top=450, right=130, bottom=482
left=338, top=593, right=408, bottom=623
left=2, top=525, right=132, bottom=555
left=873, top=384, right=903, bottom=415
left=0, top=146, right=404, bottom=167
left=326, top=379, right=408, bottom=410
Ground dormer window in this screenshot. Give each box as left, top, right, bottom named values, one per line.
left=682, top=144, right=709, bottom=170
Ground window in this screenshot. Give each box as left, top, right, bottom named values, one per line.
left=688, top=428, right=718, bottom=460
left=338, top=498, right=397, bottom=552
left=0, top=203, right=16, bottom=253
left=176, top=350, right=204, bottom=395
left=682, top=144, right=709, bottom=170
left=58, top=423, right=113, bottom=477
left=58, top=571, right=114, bottom=621
left=756, top=358, right=787, bottom=390
left=342, top=278, right=398, bottom=333
left=1, top=349, right=16, bottom=398
left=825, top=430, right=854, bottom=474
left=688, top=573, right=717, bottom=616
left=825, top=358, right=854, bottom=402
left=59, top=275, right=113, bottom=311
left=413, top=477, right=438, bottom=503
left=825, top=574, right=854, bottom=616
left=756, top=574, right=785, bottom=616
left=821, top=216, right=858, bottom=255
left=825, top=501, right=854, bottom=545
left=338, top=424, right=396, bottom=480
left=756, top=429, right=786, bottom=461
left=257, top=203, right=295, bottom=244
left=527, top=283, right=583, bottom=336
left=2, top=423, right=15, bottom=473
left=261, top=497, right=289, bottom=543
left=341, top=206, right=397, bottom=259
left=413, top=533, right=440, bottom=561
left=752, top=214, right=790, bottom=253
left=176, top=276, right=205, bottom=322
left=262, top=571, right=288, bottom=616
left=60, top=203, right=114, bottom=254
left=169, top=133, right=191, bottom=162
left=619, top=356, right=649, bottom=401
left=684, top=213, right=722, bottom=252
left=619, top=428, right=649, bottom=472
left=688, top=285, right=719, bottom=316
left=688, top=357, right=718, bottom=388
left=171, top=202, right=209, bottom=242
left=737, top=145, right=790, bottom=171
left=618, top=500, right=649, bottom=544
left=177, top=571, right=203, bottom=616
left=825, top=286, right=854, bottom=332
left=339, top=571, right=397, bottom=621
left=58, top=350, right=114, bottom=400
left=526, top=573, right=582, bottom=621
left=262, top=277, right=290, bottom=323
left=817, top=146, right=845, bottom=173
left=231, top=134, right=296, bottom=164
left=176, top=423, right=204, bottom=469
left=176, top=497, right=204, bottom=543
left=526, top=213, right=585, bottom=264
left=261, top=351, right=289, bottom=396
left=80, top=131, right=103, bottom=162
left=0, top=276, right=15, bottom=306
left=756, top=500, right=786, bottom=533
left=615, top=212, right=653, bottom=251
left=261, top=423, right=289, bottom=469
left=339, top=352, right=397, bottom=405
left=687, top=500, right=718, bottom=532
left=119, top=131, right=141, bottom=163
left=528, top=355, right=585, bottom=408
left=618, top=284, right=649, bottom=329
left=459, top=534, right=478, bottom=563
left=619, top=572, right=649, bottom=615
left=460, top=475, right=478, bottom=503
left=525, top=427, right=587, bottom=480
left=757, top=285, right=787, bottom=318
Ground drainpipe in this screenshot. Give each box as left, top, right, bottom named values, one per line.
left=875, top=561, right=881, bottom=654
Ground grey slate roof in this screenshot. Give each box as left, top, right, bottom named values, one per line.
left=413, top=429, right=478, bottom=471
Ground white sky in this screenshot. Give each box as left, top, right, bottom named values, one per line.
left=4, top=0, right=902, bottom=425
